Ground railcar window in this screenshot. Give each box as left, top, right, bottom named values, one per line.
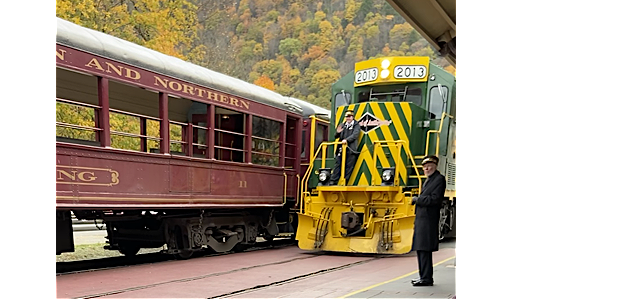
left=215, top=107, right=246, bottom=162
left=56, top=101, right=98, bottom=143
left=429, top=86, right=448, bottom=119
left=109, top=111, right=143, bottom=151
left=315, top=124, right=326, bottom=154
left=335, top=92, right=351, bottom=107
left=301, top=130, right=307, bottom=159
left=252, top=116, right=281, bottom=166
left=146, top=119, right=161, bottom=151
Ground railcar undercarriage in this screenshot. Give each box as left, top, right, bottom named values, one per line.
left=57, top=208, right=295, bottom=259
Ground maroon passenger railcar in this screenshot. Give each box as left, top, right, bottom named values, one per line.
left=56, top=18, right=305, bottom=258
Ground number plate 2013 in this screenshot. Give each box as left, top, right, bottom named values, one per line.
left=393, top=65, right=427, bottom=79
left=355, top=68, right=378, bottom=84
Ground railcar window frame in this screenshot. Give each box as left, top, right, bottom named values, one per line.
left=214, top=107, right=247, bottom=163
left=251, top=115, right=282, bottom=167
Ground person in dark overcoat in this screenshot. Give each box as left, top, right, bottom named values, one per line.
left=411, top=155, right=446, bottom=286
left=329, top=110, right=361, bottom=185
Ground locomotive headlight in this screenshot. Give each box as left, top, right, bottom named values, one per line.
left=381, top=59, right=391, bottom=69
left=319, top=172, right=328, bottom=182
left=318, top=168, right=332, bottom=186
left=381, top=168, right=395, bottom=186
left=380, top=69, right=390, bottom=79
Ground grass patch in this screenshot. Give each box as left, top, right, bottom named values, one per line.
left=56, top=243, right=165, bottom=262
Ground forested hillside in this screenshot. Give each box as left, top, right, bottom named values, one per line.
left=57, top=0, right=454, bottom=109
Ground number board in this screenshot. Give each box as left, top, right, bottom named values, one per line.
left=393, top=65, right=427, bottom=79
left=353, top=57, right=430, bottom=87
left=355, top=68, right=378, bottom=84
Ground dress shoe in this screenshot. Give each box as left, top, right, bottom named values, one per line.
left=410, top=278, right=421, bottom=283
left=412, top=280, right=434, bottom=286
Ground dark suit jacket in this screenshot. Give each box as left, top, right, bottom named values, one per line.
left=334, top=121, right=361, bottom=155
left=412, top=170, right=446, bottom=251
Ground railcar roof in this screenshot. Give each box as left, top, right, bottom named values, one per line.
left=285, top=97, right=331, bottom=121
left=56, top=17, right=302, bottom=115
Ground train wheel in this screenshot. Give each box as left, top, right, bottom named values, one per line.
left=118, top=244, right=140, bottom=257
left=174, top=250, right=193, bottom=260
left=232, top=243, right=247, bottom=252
left=438, top=202, right=452, bottom=241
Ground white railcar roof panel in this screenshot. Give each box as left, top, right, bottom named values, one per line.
left=56, top=17, right=302, bottom=114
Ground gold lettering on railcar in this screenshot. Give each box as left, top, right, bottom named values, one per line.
left=65, top=51, right=252, bottom=110
left=239, top=180, right=248, bottom=188
left=56, top=49, right=66, bottom=61
left=56, top=166, right=120, bottom=186
left=152, top=75, right=251, bottom=110
left=85, top=58, right=141, bottom=80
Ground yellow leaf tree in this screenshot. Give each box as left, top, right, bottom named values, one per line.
left=444, top=66, right=457, bottom=77
left=254, top=75, right=276, bottom=91
left=56, top=0, right=201, bottom=61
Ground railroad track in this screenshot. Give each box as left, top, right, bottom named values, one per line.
left=57, top=245, right=402, bottom=299
left=56, top=238, right=296, bottom=275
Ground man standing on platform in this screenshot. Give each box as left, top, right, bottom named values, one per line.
left=411, top=155, right=446, bottom=286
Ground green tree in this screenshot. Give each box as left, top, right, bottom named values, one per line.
left=279, top=38, right=303, bottom=59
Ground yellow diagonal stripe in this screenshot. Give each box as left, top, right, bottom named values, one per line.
left=400, top=102, right=412, bottom=130
left=370, top=103, right=407, bottom=183
left=383, top=102, right=409, bottom=142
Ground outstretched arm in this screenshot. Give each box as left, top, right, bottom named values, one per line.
left=334, top=124, right=343, bottom=139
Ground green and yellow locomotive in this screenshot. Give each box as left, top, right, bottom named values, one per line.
left=296, top=57, right=456, bottom=254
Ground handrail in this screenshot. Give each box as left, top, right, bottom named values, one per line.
left=283, top=172, right=287, bottom=205
left=296, top=174, right=301, bottom=208
left=425, top=111, right=454, bottom=157
left=56, top=122, right=102, bottom=132
left=56, top=98, right=101, bottom=109
left=371, top=140, right=423, bottom=194
left=252, top=135, right=281, bottom=144
left=110, top=108, right=161, bottom=121
left=300, top=141, right=346, bottom=210
left=299, top=139, right=424, bottom=210
left=213, top=128, right=247, bottom=137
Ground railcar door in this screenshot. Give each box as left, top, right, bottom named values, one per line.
left=191, top=114, right=208, bottom=157
left=215, top=109, right=245, bottom=162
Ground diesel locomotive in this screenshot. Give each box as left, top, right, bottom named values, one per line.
left=296, top=56, right=456, bottom=254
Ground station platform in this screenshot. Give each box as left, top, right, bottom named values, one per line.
left=342, top=254, right=456, bottom=299
left=58, top=234, right=456, bottom=299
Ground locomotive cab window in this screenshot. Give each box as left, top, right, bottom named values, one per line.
left=390, top=88, right=422, bottom=105
left=429, top=86, right=448, bottom=120
left=334, top=91, right=351, bottom=107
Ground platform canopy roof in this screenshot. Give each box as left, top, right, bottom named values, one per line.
left=385, top=0, right=456, bottom=67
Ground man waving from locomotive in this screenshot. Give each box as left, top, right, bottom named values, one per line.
left=328, top=110, right=361, bottom=185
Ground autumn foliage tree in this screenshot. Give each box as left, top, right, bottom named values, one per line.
left=57, top=0, right=454, bottom=111
left=253, top=75, right=276, bottom=91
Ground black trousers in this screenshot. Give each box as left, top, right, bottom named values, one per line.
left=417, top=250, right=434, bottom=283
left=330, top=151, right=356, bottom=183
